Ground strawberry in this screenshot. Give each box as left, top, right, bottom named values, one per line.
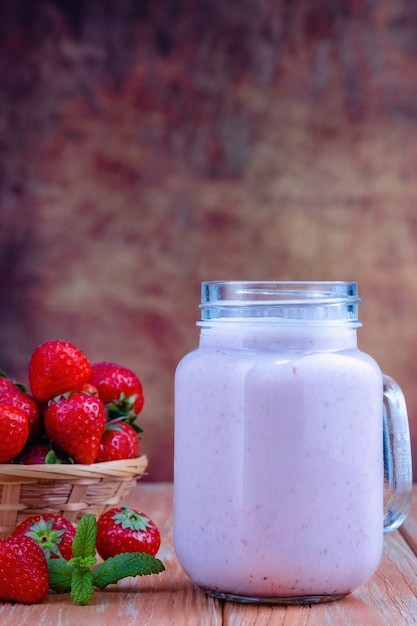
left=89, top=362, right=144, bottom=417
left=0, top=535, right=49, bottom=603
left=0, top=375, right=20, bottom=393
left=12, top=514, right=76, bottom=560
left=80, top=382, right=99, bottom=395
left=0, top=404, right=29, bottom=463
left=95, top=421, right=140, bottom=462
left=0, top=374, right=41, bottom=439
left=16, top=443, right=63, bottom=465
left=29, top=340, right=92, bottom=404
left=96, top=507, right=161, bottom=560
left=43, top=391, right=107, bottom=464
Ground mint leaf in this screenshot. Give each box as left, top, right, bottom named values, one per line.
left=72, top=514, right=97, bottom=559
left=69, top=555, right=97, bottom=571
left=71, top=569, right=95, bottom=606
left=93, top=552, right=165, bottom=589
left=48, top=557, right=73, bottom=593
left=64, top=513, right=97, bottom=605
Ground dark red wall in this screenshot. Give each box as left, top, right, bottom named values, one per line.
left=2, top=0, right=417, bottom=480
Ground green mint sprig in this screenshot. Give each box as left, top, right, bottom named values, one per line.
left=47, top=513, right=165, bottom=605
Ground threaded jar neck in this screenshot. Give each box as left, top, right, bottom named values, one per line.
left=198, top=281, right=361, bottom=328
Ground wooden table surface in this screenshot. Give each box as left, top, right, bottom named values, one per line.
left=1, top=482, right=417, bottom=625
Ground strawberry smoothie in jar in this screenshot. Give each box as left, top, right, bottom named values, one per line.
left=174, top=281, right=412, bottom=604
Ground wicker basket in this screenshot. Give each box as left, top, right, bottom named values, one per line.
left=0, top=455, right=148, bottom=538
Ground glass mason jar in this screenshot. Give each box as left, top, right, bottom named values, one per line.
left=174, top=281, right=412, bottom=605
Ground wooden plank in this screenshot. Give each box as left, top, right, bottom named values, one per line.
left=0, top=482, right=222, bottom=626
left=399, top=485, right=417, bottom=554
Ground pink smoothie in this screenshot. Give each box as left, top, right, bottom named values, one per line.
left=174, top=324, right=384, bottom=601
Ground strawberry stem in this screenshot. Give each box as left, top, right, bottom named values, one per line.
left=112, top=507, right=151, bottom=531
left=26, top=518, right=66, bottom=559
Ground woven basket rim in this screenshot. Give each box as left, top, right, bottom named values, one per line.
left=0, top=455, right=148, bottom=481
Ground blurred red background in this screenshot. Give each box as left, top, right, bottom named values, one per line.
left=1, top=0, right=417, bottom=480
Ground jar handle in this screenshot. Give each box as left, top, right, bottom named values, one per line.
left=383, top=373, right=413, bottom=534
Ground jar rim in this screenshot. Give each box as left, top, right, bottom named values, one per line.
left=201, top=281, right=359, bottom=302
left=199, top=281, right=361, bottom=325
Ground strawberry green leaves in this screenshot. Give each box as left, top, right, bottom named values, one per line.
left=47, top=513, right=165, bottom=605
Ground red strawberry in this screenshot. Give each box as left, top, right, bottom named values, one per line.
left=16, top=444, right=62, bottom=465
left=43, top=391, right=107, bottom=464
left=0, top=376, right=41, bottom=440
left=29, top=340, right=92, bottom=404
left=0, top=535, right=49, bottom=603
left=96, top=507, right=161, bottom=560
left=95, top=421, right=140, bottom=463
left=12, top=514, right=76, bottom=560
left=80, top=382, right=99, bottom=395
left=0, top=404, right=29, bottom=463
left=89, top=362, right=144, bottom=417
